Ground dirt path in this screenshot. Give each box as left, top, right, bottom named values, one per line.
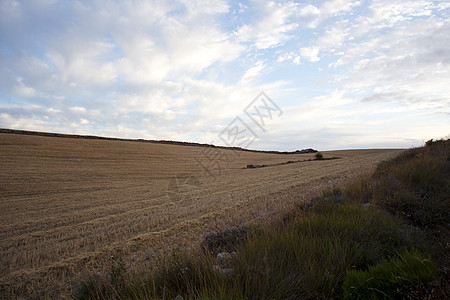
left=0, top=133, right=403, bottom=298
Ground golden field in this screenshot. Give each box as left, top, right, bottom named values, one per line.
left=0, top=132, right=403, bottom=298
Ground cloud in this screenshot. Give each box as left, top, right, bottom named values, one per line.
left=236, top=1, right=299, bottom=49
left=240, top=61, right=265, bottom=84
left=297, top=4, right=321, bottom=28
left=316, top=24, right=349, bottom=51
left=12, top=77, right=35, bottom=97
left=340, top=19, right=450, bottom=111
left=299, top=47, right=320, bottom=62
left=353, top=0, right=436, bottom=36
left=300, top=4, right=320, bottom=17
left=0, top=1, right=248, bottom=133
left=0, top=0, right=449, bottom=150
left=70, top=107, right=87, bottom=113
left=321, top=0, right=361, bottom=16
left=180, top=0, right=229, bottom=17
left=267, top=0, right=449, bottom=149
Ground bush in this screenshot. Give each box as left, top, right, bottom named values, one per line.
left=314, top=152, right=323, bottom=160
left=343, top=249, right=437, bottom=299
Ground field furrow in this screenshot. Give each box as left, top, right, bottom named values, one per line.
left=0, top=133, right=402, bottom=298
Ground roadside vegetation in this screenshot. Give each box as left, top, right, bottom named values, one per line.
left=245, top=152, right=340, bottom=169
left=74, top=139, right=449, bottom=299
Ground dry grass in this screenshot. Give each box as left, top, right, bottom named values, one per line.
left=0, top=132, right=402, bottom=298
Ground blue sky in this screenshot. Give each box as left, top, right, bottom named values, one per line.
left=0, top=0, right=449, bottom=150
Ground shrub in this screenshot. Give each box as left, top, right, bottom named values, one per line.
left=314, top=152, right=323, bottom=160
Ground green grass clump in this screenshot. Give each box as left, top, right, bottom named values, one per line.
left=343, top=249, right=437, bottom=299
left=232, top=203, right=417, bottom=299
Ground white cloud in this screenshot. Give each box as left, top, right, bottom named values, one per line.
left=240, top=61, right=265, bottom=84
left=12, top=77, right=35, bottom=97
left=236, top=1, right=299, bottom=49
left=162, top=22, right=243, bottom=76
left=316, top=25, right=349, bottom=50
left=0, top=111, right=54, bottom=133
left=300, top=4, right=320, bottom=17
left=297, top=4, right=321, bottom=28
left=300, top=47, right=320, bottom=62
left=353, top=0, right=435, bottom=36
left=70, top=107, right=87, bottom=113
left=339, top=18, right=450, bottom=111
left=321, top=0, right=361, bottom=16
left=180, top=0, right=229, bottom=17
left=46, top=107, right=60, bottom=113
left=0, top=0, right=449, bottom=150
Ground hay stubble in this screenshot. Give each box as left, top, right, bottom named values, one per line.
left=0, top=133, right=402, bottom=297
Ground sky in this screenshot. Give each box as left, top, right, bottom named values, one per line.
left=0, top=0, right=449, bottom=151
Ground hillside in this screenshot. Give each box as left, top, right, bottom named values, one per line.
left=75, top=139, right=449, bottom=299
left=0, top=131, right=402, bottom=298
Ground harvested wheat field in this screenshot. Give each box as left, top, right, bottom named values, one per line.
left=0, top=131, right=403, bottom=298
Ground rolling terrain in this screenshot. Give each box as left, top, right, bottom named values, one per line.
left=0, top=131, right=403, bottom=298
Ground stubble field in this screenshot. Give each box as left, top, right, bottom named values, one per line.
left=0, top=132, right=403, bottom=298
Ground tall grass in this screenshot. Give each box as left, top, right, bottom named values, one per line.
left=74, top=139, right=449, bottom=299
left=343, top=249, right=437, bottom=299
left=231, top=204, right=419, bottom=299
left=344, top=139, right=449, bottom=231
left=75, top=204, right=423, bottom=299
